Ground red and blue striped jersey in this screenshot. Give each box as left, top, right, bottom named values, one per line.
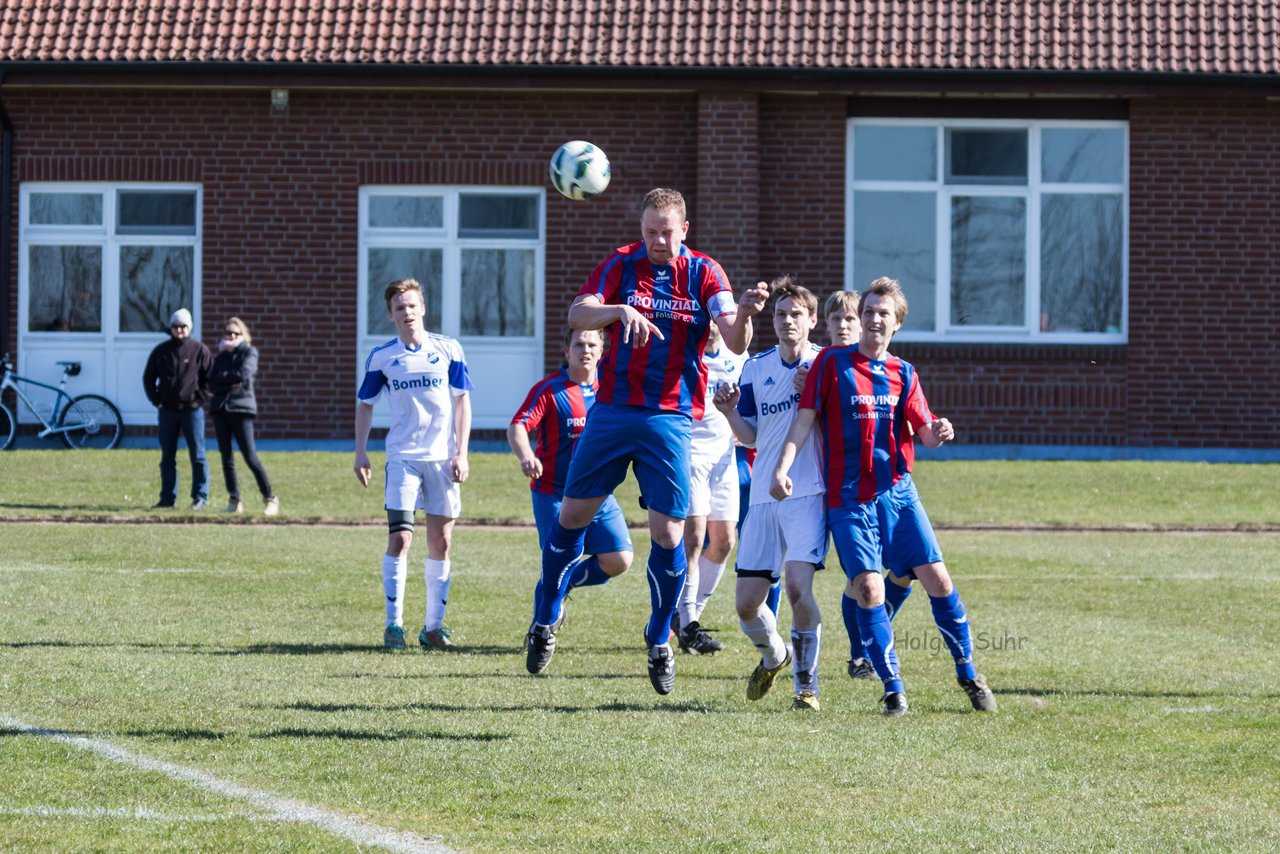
left=578, top=241, right=736, bottom=418
left=511, top=368, right=598, bottom=496
left=799, top=346, right=936, bottom=508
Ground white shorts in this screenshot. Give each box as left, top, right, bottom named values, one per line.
left=687, top=446, right=740, bottom=522
left=735, top=493, right=827, bottom=581
left=385, top=459, right=461, bottom=519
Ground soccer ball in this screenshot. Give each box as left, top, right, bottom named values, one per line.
left=549, top=140, right=611, bottom=201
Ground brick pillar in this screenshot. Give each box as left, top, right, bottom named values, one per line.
left=694, top=91, right=760, bottom=289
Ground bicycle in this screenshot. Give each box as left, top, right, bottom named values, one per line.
left=0, top=352, right=124, bottom=450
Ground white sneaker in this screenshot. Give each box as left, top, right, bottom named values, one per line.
left=223, top=499, right=243, bottom=514
left=264, top=497, right=280, bottom=516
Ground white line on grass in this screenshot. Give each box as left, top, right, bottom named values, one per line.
left=1, top=714, right=455, bottom=854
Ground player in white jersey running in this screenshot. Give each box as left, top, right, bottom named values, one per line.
left=713, top=277, right=827, bottom=711
left=354, top=278, right=473, bottom=652
left=678, top=323, right=747, bottom=654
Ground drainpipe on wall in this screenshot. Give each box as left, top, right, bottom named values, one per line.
left=0, top=69, right=13, bottom=360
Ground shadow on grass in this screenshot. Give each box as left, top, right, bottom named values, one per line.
left=2, top=640, right=381, bottom=655
left=1, top=725, right=508, bottom=742
left=999, top=685, right=1280, bottom=700
left=275, top=699, right=716, bottom=715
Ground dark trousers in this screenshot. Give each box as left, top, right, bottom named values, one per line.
left=158, top=407, right=209, bottom=505
left=211, top=410, right=274, bottom=501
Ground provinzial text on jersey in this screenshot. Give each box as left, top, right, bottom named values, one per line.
left=627, top=293, right=702, bottom=315
left=851, top=393, right=900, bottom=406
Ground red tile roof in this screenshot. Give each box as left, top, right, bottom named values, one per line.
left=0, top=1, right=1277, bottom=76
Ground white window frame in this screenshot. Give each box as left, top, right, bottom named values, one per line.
left=846, top=118, right=1129, bottom=344
left=18, top=182, right=204, bottom=340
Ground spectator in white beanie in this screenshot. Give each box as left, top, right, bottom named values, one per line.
left=142, top=307, right=213, bottom=510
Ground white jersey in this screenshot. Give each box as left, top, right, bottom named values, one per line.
left=737, top=343, right=824, bottom=505
left=691, top=346, right=747, bottom=467
left=358, top=334, right=472, bottom=463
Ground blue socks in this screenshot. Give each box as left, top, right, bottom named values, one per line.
left=884, top=575, right=913, bottom=621
left=841, top=593, right=865, bottom=660
left=569, top=555, right=612, bottom=588
left=534, top=520, right=587, bottom=626
left=855, top=603, right=903, bottom=695
left=766, top=580, right=782, bottom=616
left=929, top=590, right=977, bottom=681
left=643, top=540, right=686, bottom=646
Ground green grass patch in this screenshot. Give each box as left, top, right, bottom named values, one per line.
left=0, top=450, right=1277, bottom=528
left=2, top=522, right=1279, bottom=851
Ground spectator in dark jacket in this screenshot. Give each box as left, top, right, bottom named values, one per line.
left=143, top=308, right=213, bottom=510
left=210, top=316, right=279, bottom=516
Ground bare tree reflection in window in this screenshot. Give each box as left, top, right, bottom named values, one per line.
left=28, top=245, right=102, bottom=332
left=461, top=248, right=534, bottom=336
left=951, top=197, right=1025, bottom=326
left=120, top=246, right=194, bottom=332
left=1041, top=195, right=1123, bottom=333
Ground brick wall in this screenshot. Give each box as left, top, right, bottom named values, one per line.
left=4, top=86, right=1277, bottom=447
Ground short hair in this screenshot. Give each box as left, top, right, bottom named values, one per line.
left=641, top=188, right=687, bottom=220
left=384, top=278, right=424, bottom=310
left=561, top=326, right=604, bottom=351
left=767, top=274, right=818, bottom=316
left=226, top=316, right=252, bottom=347
left=858, top=276, right=909, bottom=324
left=823, top=290, right=860, bottom=319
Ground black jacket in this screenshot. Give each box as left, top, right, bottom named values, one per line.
left=143, top=336, right=212, bottom=410
left=210, top=343, right=260, bottom=416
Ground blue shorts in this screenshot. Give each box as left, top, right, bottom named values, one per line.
left=531, top=490, right=633, bottom=556
left=562, top=403, right=693, bottom=519
left=827, top=475, right=943, bottom=580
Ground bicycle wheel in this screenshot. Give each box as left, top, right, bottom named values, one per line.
left=0, top=401, right=15, bottom=450
left=59, top=394, right=124, bottom=449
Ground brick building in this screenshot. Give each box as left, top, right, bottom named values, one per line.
left=1, top=1, right=1277, bottom=451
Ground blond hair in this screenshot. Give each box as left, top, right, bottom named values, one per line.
left=225, top=316, right=252, bottom=346
left=823, top=290, right=860, bottom=319
left=858, top=276, right=909, bottom=325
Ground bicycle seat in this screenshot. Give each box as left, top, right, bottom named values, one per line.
left=56, top=361, right=82, bottom=376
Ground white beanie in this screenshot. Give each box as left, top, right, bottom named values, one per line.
left=169, top=308, right=193, bottom=328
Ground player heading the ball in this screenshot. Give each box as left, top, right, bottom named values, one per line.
left=525, top=187, right=769, bottom=695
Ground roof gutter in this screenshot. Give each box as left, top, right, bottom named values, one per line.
left=0, top=68, right=12, bottom=361
left=2, top=60, right=1280, bottom=96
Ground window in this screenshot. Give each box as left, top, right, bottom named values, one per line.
left=849, top=120, right=1127, bottom=342
left=358, top=186, right=546, bottom=430
left=21, top=185, right=201, bottom=335
left=359, top=187, right=542, bottom=341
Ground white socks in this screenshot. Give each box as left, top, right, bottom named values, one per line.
left=382, top=554, right=407, bottom=628
left=423, top=558, right=451, bottom=631
left=791, top=626, right=822, bottom=696
left=695, top=555, right=727, bottom=616
left=740, top=607, right=787, bottom=669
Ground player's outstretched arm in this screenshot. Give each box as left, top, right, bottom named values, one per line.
left=712, top=382, right=758, bottom=446
left=918, top=417, right=954, bottom=448
left=717, top=281, right=770, bottom=355
left=769, top=407, right=818, bottom=500
left=354, top=401, right=375, bottom=487
left=569, top=294, right=662, bottom=347
left=451, top=392, right=472, bottom=483
left=506, top=422, right=544, bottom=480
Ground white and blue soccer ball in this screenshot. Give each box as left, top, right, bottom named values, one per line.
left=549, top=140, right=611, bottom=201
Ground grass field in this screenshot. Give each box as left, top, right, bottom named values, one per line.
left=1, top=451, right=1279, bottom=852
